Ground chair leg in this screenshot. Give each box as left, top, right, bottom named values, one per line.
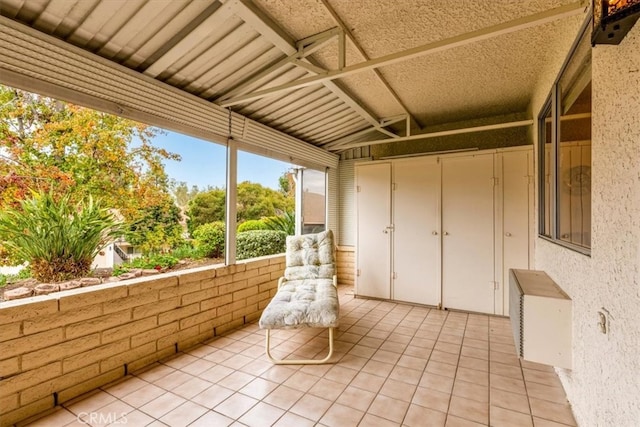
left=265, top=328, right=335, bottom=365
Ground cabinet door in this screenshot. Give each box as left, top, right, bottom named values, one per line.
left=500, top=150, right=532, bottom=315
left=442, top=155, right=496, bottom=314
left=393, top=158, right=441, bottom=306
left=356, top=163, right=391, bottom=299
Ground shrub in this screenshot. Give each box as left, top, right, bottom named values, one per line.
left=0, top=191, right=119, bottom=282
left=237, top=219, right=267, bottom=233
left=263, top=211, right=295, bottom=235
left=114, top=253, right=179, bottom=276
left=170, top=243, right=204, bottom=260
left=236, top=230, right=287, bottom=260
left=193, top=221, right=225, bottom=258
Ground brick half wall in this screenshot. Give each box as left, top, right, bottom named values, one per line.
left=336, top=246, right=355, bottom=287
left=0, top=255, right=284, bottom=426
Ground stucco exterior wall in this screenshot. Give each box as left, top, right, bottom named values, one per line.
left=0, top=256, right=284, bottom=426
left=533, top=22, right=640, bottom=427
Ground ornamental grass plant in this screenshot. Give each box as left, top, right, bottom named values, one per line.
left=0, top=191, right=120, bottom=282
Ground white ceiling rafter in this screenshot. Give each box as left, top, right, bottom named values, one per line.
left=220, top=2, right=584, bottom=107
left=221, top=0, right=400, bottom=140
left=319, top=0, right=420, bottom=136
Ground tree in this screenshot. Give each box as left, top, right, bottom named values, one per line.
left=125, top=196, right=184, bottom=255
left=186, top=181, right=294, bottom=233
left=170, top=179, right=201, bottom=208
left=0, top=85, right=181, bottom=250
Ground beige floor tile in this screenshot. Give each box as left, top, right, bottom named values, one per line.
left=159, top=401, right=207, bottom=427
left=172, top=377, right=213, bottom=399
left=445, top=414, right=486, bottom=426
left=462, top=338, right=489, bottom=350
left=533, top=416, right=577, bottom=427
left=458, top=356, right=489, bottom=372
left=238, top=402, right=285, bottom=427
left=461, top=346, right=489, bottom=360
left=119, top=383, right=165, bottom=408
left=283, top=371, right=319, bottom=393
left=490, top=361, right=524, bottom=379
left=521, top=359, right=555, bottom=373
left=180, top=358, right=216, bottom=376
left=435, top=341, right=462, bottom=355
left=412, top=386, right=451, bottom=413
left=260, top=365, right=297, bottom=383
left=430, top=349, right=461, bottom=366
left=410, top=337, right=436, bottom=349
left=162, top=353, right=199, bottom=369
left=490, top=342, right=518, bottom=355
left=404, top=403, right=447, bottom=427
left=188, top=410, right=234, bottom=427
left=102, top=376, right=147, bottom=399
left=350, top=371, right=386, bottom=392
left=389, top=365, right=423, bottom=385
left=323, top=365, right=358, bottom=385
left=308, top=377, right=347, bottom=401
left=217, top=371, right=255, bottom=391
left=289, top=393, right=333, bottom=421
left=523, top=369, right=564, bottom=388
left=203, top=348, right=234, bottom=363
left=456, top=367, right=489, bottom=386
left=153, top=370, right=194, bottom=390
left=420, top=372, right=455, bottom=394
left=135, top=363, right=175, bottom=383
left=139, top=392, right=186, bottom=419
left=379, top=378, right=417, bottom=402
left=238, top=358, right=272, bottom=376
left=448, top=395, right=489, bottom=424
left=404, top=345, right=433, bottom=359
left=529, top=398, right=577, bottom=426
left=490, top=406, right=534, bottom=427
left=272, top=412, right=315, bottom=427
left=426, top=360, right=458, bottom=378
left=319, top=402, right=364, bottom=427
left=263, top=385, right=304, bottom=410
left=106, top=410, right=154, bottom=427
left=452, top=379, right=489, bottom=403
left=490, top=387, right=530, bottom=414
left=372, top=349, right=402, bottom=364
left=338, top=385, right=376, bottom=411
left=338, top=354, right=369, bottom=370
left=525, top=381, right=570, bottom=404
left=239, top=377, right=279, bottom=400
left=490, top=374, right=527, bottom=395
left=222, top=352, right=258, bottom=368
left=490, top=350, right=521, bottom=366
left=360, top=359, right=394, bottom=377
left=191, top=384, right=234, bottom=409
left=65, top=391, right=117, bottom=416
left=214, top=393, right=258, bottom=419
left=359, top=413, right=401, bottom=427
left=25, top=408, right=77, bottom=427
left=348, top=344, right=377, bottom=358
left=368, top=394, right=410, bottom=423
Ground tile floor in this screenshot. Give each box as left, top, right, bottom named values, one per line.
left=25, top=285, right=577, bottom=427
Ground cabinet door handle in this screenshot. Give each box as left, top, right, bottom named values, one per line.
left=505, top=232, right=512, bottom=237
left=443, top=231, right=449, bottom=236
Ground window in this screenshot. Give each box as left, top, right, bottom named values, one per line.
left=538, top=21, right=592, bottom=252
left=301, top=168, right=327, bottom=234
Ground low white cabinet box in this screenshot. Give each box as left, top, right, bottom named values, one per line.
left=509, top=269, right=572, bottom=369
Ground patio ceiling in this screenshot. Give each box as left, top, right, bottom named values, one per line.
left=0, top=0, right=585, bottom=153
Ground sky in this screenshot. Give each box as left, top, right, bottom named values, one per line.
left=151, top=130, right=293, bottom=190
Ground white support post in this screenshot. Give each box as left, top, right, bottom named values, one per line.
left=225, top=139, right=238, bottom=265
left=294, top=168, right=303, bottom=236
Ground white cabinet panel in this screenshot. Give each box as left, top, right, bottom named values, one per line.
left=393, top=157, right=441, bottom=306
left=442, top=154, right=496, bottom=314
left=356, top=163, right=391, bottom=299
left=500, top=150, right=532, bottom=315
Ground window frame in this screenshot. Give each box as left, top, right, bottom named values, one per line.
left=537, top=15, right=592, bottom=256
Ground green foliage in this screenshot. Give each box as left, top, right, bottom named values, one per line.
left=126, top=198, right=184, bottom=255
left=186, top=181, right=294, bottom=233
left=187, top=188, right=226, bottom=233
left=114, top=254, right=179, bottom=276
left=193, top=222, right=225, bottom=259
left=237, top=219, right=267, bottom=232
left=236, top=230, right=287, bottom=260
left=0, top=266, right=31, bottom=288
left=0, top=191, right=120, bottom=282
left=263, top=212, right=295, bottom=235
left=0, top=85, right=182, bottom=253
left=170, top=243, right=204, bottom=260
